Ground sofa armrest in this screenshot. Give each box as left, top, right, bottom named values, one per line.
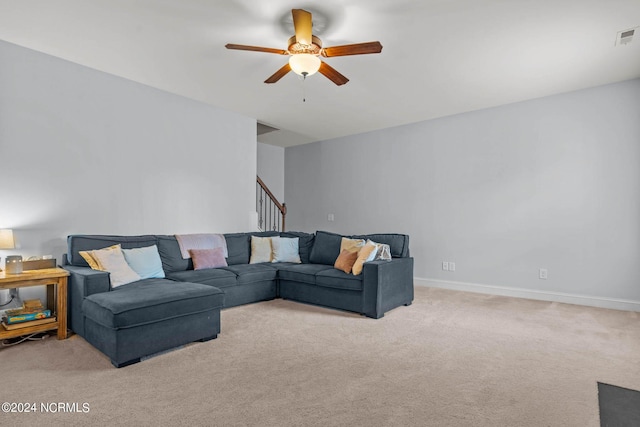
left=64, top=265, right=111, bottom=336
left=362, top=257, right=414, bottom=319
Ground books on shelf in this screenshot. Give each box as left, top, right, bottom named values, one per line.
left=2, top=316, right=57, bottom=331
left=23, top=299, right=44, bottom=310
left=3, top=301, right=51, bottom=323
left=1, top=298, right=54, bottom=330
left=3, top=309, right=52, bottom=325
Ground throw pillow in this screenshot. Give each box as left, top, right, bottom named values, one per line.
left=90, top=246, right=141, bottom=288
left=352, top=241, right=379, bottom=276
left=79, top=244, right=119, bottom=270
left=334, top=249, right=359, bottom=274
left=190, top=248, right=228, bottom=270
left=340, top=237, right=365, bottom=253
left=281, top=231, right=314, bottom=264
left=250, top=236, right=273, bottom=264
left=271, top=236, right=301, bottom=263
left=373, top=242, right=392, bottom=261
left=122, top=245, right=166, bottom=279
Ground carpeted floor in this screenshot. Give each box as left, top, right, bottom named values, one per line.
left=2, top=286, right=639, bottom=426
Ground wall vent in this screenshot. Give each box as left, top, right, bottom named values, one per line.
left=616, top=27, right=638, bottom=46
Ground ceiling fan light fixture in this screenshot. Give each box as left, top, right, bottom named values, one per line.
left=289, top=53, right=321, bottom=77
left=226, top=9, right=382, bottom=85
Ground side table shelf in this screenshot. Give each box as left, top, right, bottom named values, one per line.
left=0, top=267, right=69, bottom=340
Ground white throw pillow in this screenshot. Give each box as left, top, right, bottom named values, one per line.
left=92, top=246, right=142, bottom=288
left=249, top=236, right=273, bottom=264
left=271, top=236, right=301, bottom=263
left=368, top=240, right=392, bottom=261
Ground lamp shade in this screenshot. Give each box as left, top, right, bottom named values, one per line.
left=289, top=54, right=321, bottom=77
left=0, top=229, right=15, bottom=249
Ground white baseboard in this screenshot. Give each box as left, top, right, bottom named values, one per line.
left=414, top=277, right=640, bottom=312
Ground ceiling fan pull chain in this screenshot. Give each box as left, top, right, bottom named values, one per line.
left=302, top=72, right=307, bottom=102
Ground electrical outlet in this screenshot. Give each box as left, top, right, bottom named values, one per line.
left=449, top=262, right=456, bottom=272
left=442, top=262, right=449, bottom=271
left=327, top=213, right=335, bottom=222
left=539, top=268, right=548, bottom=280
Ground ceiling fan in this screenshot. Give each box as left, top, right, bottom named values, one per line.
left=225, top=9, right=383, bottom=86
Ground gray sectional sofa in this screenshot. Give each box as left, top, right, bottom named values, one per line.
left=64, top=230, right=414, bottom=367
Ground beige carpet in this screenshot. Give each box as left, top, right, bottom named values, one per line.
left=2, top=286, right=640, bottom=426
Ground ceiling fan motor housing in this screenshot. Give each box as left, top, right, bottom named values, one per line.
left=287, top=35, right=323, bottom=55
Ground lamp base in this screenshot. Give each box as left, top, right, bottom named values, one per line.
left=5, top=255, right=23, bottom=274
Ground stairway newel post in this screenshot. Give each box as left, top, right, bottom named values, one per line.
left=282, top=203, right=286, bottom=232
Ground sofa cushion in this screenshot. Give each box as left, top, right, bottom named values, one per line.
left=68, top=235, right=157, bottom=267
left=309, top=231, right=343, bottom=265
left=316, top=269, right=364, bottom=291
left=220, top=263, right=278, bottom=285
left=166, top=268, right=237, bottom=288
left=157, top=235, right=192, bottom=273
left=277, top=263, right=335, bottom=285
left=82, top=279, right=224, bottom=329
left=280, top=231, right=314, bottom=264
left=223, top=233, right=250, bottom=265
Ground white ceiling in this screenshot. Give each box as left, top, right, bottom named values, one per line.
left=1, top=0, right=639, bottom=147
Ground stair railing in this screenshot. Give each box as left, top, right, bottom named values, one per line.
left=256, top=176, right=286, bottom=232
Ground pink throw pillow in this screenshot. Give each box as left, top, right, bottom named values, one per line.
left=189, top=248, right=228, bottom=270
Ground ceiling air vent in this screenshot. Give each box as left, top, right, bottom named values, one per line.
left=616, top=27, right=638, bottom=46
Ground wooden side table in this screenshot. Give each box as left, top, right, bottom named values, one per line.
left=0, top=267, right=70, bottom=340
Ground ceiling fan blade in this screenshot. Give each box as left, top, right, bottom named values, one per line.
left=225, top=44, right=288, bottom=55
left=265, top=63, right=292, bottom=84
left=318, top=61, right=349, bottom=86
left=322, top=41, right=383, bottom=57
left=292, top=9, right=313, bottom=45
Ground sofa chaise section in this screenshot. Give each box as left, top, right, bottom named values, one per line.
left=83, top=279, right=223, bottom=367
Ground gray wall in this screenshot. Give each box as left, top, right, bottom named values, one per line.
left=285, top=79, right=640, bottom=308
left=257, top=142, right=285, bottom=202
left=0, top=40, right=257, bottom=263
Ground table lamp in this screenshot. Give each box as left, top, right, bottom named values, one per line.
left=0, top=229, right=16, bottom=272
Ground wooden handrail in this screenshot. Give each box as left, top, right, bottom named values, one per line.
left=256, top=176, right=286, bottom=231
left=257, top=176, right=286, bottom=214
